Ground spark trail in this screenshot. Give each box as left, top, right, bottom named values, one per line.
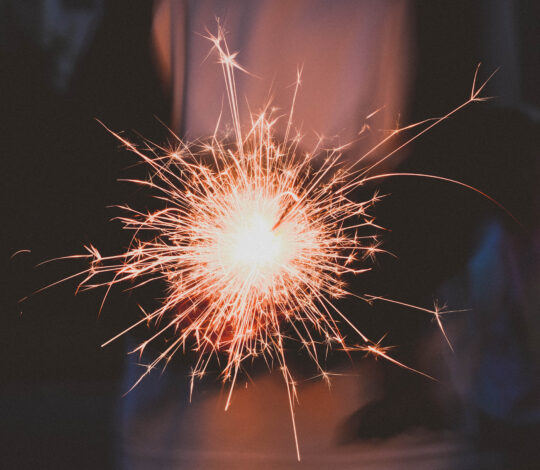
left=36, top=26, right=500, bottom=460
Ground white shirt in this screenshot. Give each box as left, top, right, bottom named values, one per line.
left=152, top=0, right=412, bottom=165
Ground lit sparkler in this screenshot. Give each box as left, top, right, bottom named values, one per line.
left=38, top=26, right=501, bottom=459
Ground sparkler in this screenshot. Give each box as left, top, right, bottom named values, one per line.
left=37, top=26, right=501, bottom=460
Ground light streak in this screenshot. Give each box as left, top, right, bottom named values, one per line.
left=34, top=26, right=502, bottom=460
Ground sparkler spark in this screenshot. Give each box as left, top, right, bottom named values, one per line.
left=35, top=26, right=502, bottom=460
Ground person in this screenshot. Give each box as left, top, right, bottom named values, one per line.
left=120, top=1, right=418, bottom=468
left=68, top=1, right=539, bottom=468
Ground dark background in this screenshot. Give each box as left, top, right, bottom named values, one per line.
left=2, top=1, right=539, bottom=469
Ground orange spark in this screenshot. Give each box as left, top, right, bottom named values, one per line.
left=33, top=25, right=503, bottom=460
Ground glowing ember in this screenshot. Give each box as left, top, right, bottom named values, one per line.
left=196, top=192, right=303, bottom=293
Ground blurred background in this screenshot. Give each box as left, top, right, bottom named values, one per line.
left=2, top=1, right=539, bottom=469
